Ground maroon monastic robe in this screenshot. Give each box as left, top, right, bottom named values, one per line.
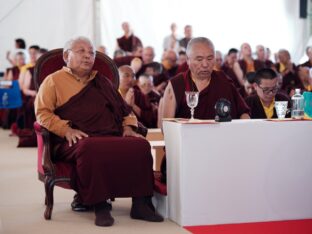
left=221, top=62, right=242, bottom=89
left=171, top=70, right=250, bottom=119
left=16, top=67, right=37, bottom=146
left=245, top=93, right=291, bottom=119
left=133, top=86, right=157, bottom=128
left=275, top=63, right=301, bottom=94
left=6, top=66, right=21, bottom=80
left=117, top=34, right=142, bottom=53
left=52, top=74, right=154, bottom=205
left=238, top=59, right=265, bottom=76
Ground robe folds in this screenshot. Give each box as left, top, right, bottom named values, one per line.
left=52, top=75, right=154, bottom=205
left=171, top=70, right=250, bottom=119
left=238, top=59, right=265, bottom=76
left=117, top=35, right=142, bottom=53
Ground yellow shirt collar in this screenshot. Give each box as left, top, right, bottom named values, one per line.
left=62, top=66, right=97, bottom=83
left=260, top=99, right=275, bottom=119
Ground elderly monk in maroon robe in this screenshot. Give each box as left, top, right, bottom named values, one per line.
left=35, top=37, right=163, bottom=227
left=161, top=37, right=250, bottom=121
left=245, top=68, right=291, bottom=119
left=159, top=37, right=250, bottom=183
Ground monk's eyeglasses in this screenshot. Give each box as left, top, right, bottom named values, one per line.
left=258, top=85, right=279, bottom=95
left=68, top=49, right=95, bottom=57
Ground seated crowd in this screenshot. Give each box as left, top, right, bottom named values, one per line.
left=0, top=22, right=311, bottom=227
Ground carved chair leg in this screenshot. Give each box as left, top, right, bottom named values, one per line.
left=44, top=176, right=55, bottom=220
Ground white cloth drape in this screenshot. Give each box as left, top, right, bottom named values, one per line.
left=0, top=0, right=309, bottom=72
left=100, top=0, right=309, bottom=63
left=0, top=0, right=95, bottom=71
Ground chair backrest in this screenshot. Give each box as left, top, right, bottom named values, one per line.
left=33, top=48, right=119, bottom=90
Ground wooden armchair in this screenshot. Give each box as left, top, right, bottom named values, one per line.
left=33, top=49, right=120, bottom=219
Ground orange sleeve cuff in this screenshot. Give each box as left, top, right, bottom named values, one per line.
left=122, top=114, right=138, bottom=128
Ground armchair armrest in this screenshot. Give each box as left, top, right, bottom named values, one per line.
left=34, top=122, right=56, bottom=177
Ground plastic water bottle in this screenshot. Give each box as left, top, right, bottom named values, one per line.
left=2, top=92, right=8, bottom=107
left=291, top=89, right=304, bottom=119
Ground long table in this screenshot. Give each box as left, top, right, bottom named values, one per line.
left=163, top=119, right=312, bottom=226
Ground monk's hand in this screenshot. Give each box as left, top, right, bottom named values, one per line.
left=122, top=126, right=144, bottom=139
left=65, top=128, right=89, bottom=147
left=125, top=88, right=135, bottom=107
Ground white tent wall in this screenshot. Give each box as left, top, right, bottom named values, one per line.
left=0, top=0, right=310, bottom=73
left=0, top=0, right=96, bottom=72
left=100, top=0, right=310, bottom=63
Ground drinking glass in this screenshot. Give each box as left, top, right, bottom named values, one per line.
left=185, top=91, right=199, bottom=120
left=274, top=101, right=288, bottom=119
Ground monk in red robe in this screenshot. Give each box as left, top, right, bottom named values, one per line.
left=245, top=68, right=291, bottom=119
left=118, top=65, right=157, bottom=128
left=161, top=37, right=250, bottom=120
left=238, top=43, right=265, bottom=76
left=275, top=49, right=301, bottom=94
left=116, top=22, right=142, bottom=54
left=35, top=37, right=163, bottom=226
left=159, top=37, right=250, bottom=182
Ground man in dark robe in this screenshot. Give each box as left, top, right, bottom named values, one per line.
left=179, top=25, right=193, bottom=50
left=118, top=65, right=157, bottom=128
left=275, top=49, right=301, bottom=94
left=161, top=37, right=250, bottom=120
left=245, top=68, right=291, bottom=119
left=159, top=37, right=250, bottom=182
left=116, top=22, right=142, bottom=54
left=238, top=43, right=265, bottom=76
left=255, top=45, right=274, bottom=69
left=35, top=37, right=163, bottom=227
left=221, top=48, right=243, bottom=89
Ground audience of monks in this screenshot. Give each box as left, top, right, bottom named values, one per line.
left=1, top=23, right=312, bottom=227
left=1, top=23, right=312, bottom=141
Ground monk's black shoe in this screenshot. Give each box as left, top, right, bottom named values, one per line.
left=94, top=202, right=114, bottom=227
left=130, top=197, right=164, bottom=222
left=71, top=193, right=93, bottom=212
left=71, top=194, right=113, bottom=212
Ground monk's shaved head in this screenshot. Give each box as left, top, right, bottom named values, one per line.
left=118, top=65, right=135, bottom=77
left=186, top=37, right=215, bottom=58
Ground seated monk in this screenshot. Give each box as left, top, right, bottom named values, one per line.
left=137, top=74, right=161, bottom=127
left=159, top=37, right=250, bottom=182
left=245, top=68, right=291, bottom=119
left=275, top=49, right=301, bottom=94
left=137, top=74, right=161, bottom=107
left=1, top=51, right=26, bottom=129
left=34, top=37, right=163, bottom=226
left=161, top=37, right=250, bottom=121
left=238, top=43, right=265, bottom=77
left=116, top=22, right=142, bottom=55
left=5, top=51, right=26, bottom=81
left=118, top=65, right=157, bottom=128
left=21, top=67, right=37, bottom=129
